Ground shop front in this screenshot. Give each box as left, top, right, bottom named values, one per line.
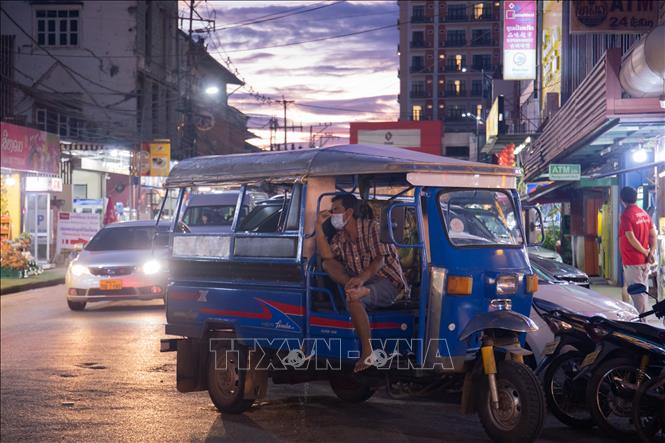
left=522, top=48, right=665, bottom=285
left=1, top=122, right=61, bottom=264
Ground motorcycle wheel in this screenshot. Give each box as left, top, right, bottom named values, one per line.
left=543, top=351, right=594, bottom=429
left=586, top=356, right=647, bottom=438
left=633, top=374, right=665, bottom=443
left=207, top=345, right=254, bottom=414
left=476, top=360, right=545, bottom=443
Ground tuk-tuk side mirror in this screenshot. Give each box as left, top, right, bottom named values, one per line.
left=523, top=206, right=544, bottom=246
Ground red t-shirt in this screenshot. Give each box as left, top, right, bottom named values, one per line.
left=619, top=205, right=652, bottom=266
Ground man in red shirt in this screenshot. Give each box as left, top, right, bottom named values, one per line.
left=619, top=186, right=657, bottom=314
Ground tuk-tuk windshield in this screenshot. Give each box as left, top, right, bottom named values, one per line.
left=439, top=190, right=523, bottom=247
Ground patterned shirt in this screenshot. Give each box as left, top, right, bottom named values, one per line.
left=330, top=218, right=408, bottom=296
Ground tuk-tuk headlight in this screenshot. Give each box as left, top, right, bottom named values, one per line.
left=496, top=275, right=517, bottom=295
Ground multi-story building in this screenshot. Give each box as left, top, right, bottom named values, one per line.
left=398, top=0, right=501, bottom=160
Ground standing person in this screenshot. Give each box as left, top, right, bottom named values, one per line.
left=619, top=186, right=657, bottom=314
left=316, top=193, right=408, bottom=372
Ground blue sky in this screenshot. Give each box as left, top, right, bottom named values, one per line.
left=194, top=1, right=400, bottom=148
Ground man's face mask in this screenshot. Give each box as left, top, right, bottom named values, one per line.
left=331, top=212, right=347, bottom=230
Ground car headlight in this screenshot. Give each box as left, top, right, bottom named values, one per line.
left=70, top=264, right=89, bottom=277
left=142, top=259, right=162, bottom=275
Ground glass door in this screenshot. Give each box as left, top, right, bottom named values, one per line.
left=25, top=193, right=50, bottom=263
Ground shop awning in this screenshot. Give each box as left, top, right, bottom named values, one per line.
left=522, top=49, right=665, bottom=182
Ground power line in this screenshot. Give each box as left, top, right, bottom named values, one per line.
left=222, top=22, right=396, bottom=54
left=211, top=1, right=343, bottom=31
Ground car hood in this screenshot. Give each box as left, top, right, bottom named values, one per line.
left=534, top=283, right=638, bottom=319
left=75, top=249, right=166, bottom=267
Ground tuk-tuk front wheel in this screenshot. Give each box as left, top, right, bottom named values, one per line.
left=207, top=346, right=254, bottom=414
left=329, top=373, right=375, bottom=403
left=477, top=360, right=545, bottom=443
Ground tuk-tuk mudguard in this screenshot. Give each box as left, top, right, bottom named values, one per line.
left=458, top=310, right=538, bottom=342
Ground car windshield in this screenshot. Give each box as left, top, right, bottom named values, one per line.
left=86, top=226, right=163, bottom=251
left=182, top=205, right=248, bottom=227
left=439, top=190, right=523, bottom=247
left=531, top=261, right=560, bottom=283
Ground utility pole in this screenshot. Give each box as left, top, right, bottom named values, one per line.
left=275, top=96, right=294, bottom=148
left=182, top=0, right=196, bottom=159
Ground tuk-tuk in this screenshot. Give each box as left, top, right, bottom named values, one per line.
left=160, top=144, right=545, bottom=442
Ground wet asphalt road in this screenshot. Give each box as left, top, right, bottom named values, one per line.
left=1, top=285, right=611, bottom=443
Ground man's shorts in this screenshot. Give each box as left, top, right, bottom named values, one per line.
left=361, top=276, right=398, bottom=310
left=624, top=264, right=650, bottom=314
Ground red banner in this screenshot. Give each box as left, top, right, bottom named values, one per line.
left=0, top=122, right=60, bottom=174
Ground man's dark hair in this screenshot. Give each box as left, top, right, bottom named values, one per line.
left=332, top=193, right=373, bottom=219
left=620, top=186, right=637, bottom=204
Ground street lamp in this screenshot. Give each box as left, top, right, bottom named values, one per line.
left=463, top=112, right=484, bottom=160
left=205, top=86, right=220, bottom=96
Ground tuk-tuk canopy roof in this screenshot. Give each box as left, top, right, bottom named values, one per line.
left=165, top=144, right=519, bottom=188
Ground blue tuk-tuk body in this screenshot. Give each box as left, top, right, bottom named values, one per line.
left=161, top=145, right=545, bottom=442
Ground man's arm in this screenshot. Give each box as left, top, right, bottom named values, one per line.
left=648, top=224, right=658, bottom=263
left=315, top=210, right=335, bottom=261
left=346, top=256, right=385, bottom=290
left=625, top=230, right=649, bottom=257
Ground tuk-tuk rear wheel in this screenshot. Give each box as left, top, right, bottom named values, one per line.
left=477, top=360, right=544, bottom=443
left=207, top=346, right=254, bottom=414
left=329, top=374, right=375, bottom=403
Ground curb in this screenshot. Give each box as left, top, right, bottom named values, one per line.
left=0, top=277, right=65, bottom=296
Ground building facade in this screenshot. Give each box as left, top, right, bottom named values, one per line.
left=398, top=0, right=501, bottom=160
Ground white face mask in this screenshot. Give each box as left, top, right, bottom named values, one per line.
left=331, top=213, right=347, bottom=230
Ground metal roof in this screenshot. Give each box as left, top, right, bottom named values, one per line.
left=165, top=144, right=518, bottom=188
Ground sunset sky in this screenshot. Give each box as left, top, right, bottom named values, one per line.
left=192, top=0, right=400, bottom=149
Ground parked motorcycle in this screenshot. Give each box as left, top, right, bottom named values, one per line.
left=633, top=367, right=665, bottom=443
left=532, top=298, right=596, bottom=429
left=583, top=285, right=665, bottom=439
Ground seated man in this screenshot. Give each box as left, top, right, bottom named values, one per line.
left=316, top=193, right=409, bottom=372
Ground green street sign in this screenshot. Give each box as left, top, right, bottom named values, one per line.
left=549, top=163, right=581, bottom=181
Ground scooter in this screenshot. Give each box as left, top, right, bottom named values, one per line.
left=532, top=298, right=596, bottom=429
left=583, top=285, right=665, bottom=439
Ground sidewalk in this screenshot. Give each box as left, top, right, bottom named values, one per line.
left=0, top=267, right=66, bottom=295
left=590, top=279, right=664, bottom=328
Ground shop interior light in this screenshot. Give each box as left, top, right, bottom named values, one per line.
left=4, top=176, right=17, bottom=186
left=632, top=149, right=648, bottom=163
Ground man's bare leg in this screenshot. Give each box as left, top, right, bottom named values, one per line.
left=621, top=285, right=631, bottom=304
left=347, top=295, right=373, bottom=372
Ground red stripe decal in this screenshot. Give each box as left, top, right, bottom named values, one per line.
left=257, top=299, right=304, bottom=316
left=310, top=317, right=402, bottom=330
left=200, top=305, right=271, bottom=320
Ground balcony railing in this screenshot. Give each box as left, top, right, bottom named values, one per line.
left=410, top=65, right=433, bottom=73
left=471, top=39, right=494, bottom=47
left=473, top=12, right=494, bottom=21
left=471, top=64, right=494, bottom=72
left=410, top=90, right=430, bottom=98
left=443, top=115, right=467, bottom=122
left=445, top=13, right=468, bottom=22
left=410, top=40, right=432, bottom=48
left=444, top=39, right=466, bottom=47
left=444, top=64, right=464, bottom=73
left=470, top=88, right=483, bottom=97
left=444, top=89, right=467, bottom=97
left=411, top=15, right=433, bottom=23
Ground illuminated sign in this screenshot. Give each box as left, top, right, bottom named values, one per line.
left=357, top=129, right=421, bottom=148
left=570, top=0, right=657, bottom=33
left=485, top=97, right=505, bottom=142
left=503, top=1, right=537, bottom=80
left=541, top=0, right=562, bottom=112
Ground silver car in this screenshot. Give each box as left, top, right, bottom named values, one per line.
left=65, top=221, right=169, bottom=311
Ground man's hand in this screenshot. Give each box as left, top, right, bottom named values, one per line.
left=346, top=286, right=370, bottom=302
left=317, top=210, right=331, bottom=227
left=648, top=250, right=656, bottom=264
left=345, top=275, right=367, bottom=291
